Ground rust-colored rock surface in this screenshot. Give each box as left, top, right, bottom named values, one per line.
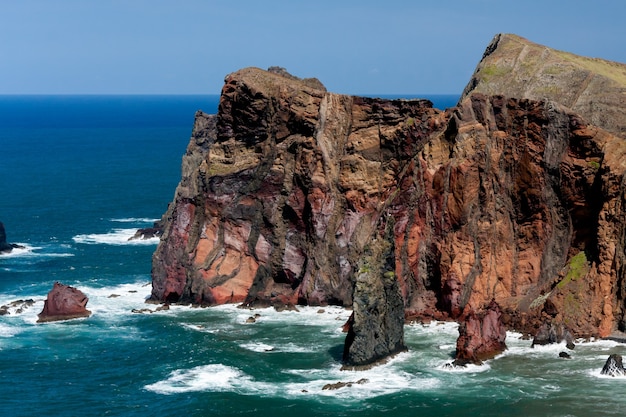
left=151, top=56, right=626, bottom=340
left=453, top=300, right=507, bottom=366
left=37, top=282, right=92, bottom=323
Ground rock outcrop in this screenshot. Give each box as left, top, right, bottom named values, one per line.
left=129, top=221, right=163, bottom=241
left=152, top=38, right=626, bottom=342
left=532, top=322, right=576, bottom=350
left=601, top=354, right=626, bottom=377
left=453, top=300, right=507, bottom=366
left=37, top=282, right=92, bottom=323
left=342, top=218, right=407, bottom=368
left=0, top=221, right=23, bottom=254
left=461, top=33, right=626, bottom=138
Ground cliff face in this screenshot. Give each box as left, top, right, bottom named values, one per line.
left=461, top=33, right=626, bottom=138
left=151, top=67, right=441, bottom=308
left=152, top=59, right=626, bottom=338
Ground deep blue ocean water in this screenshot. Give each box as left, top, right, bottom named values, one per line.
left=1, top=94, right=626, bottom=417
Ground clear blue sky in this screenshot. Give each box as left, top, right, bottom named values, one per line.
left=1, top=0, right=625, bottom=95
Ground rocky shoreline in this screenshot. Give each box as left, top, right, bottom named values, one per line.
left=149, top=34, right=626, bottom=367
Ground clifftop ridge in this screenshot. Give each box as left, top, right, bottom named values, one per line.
left=461, top=33, right=626, bottom=137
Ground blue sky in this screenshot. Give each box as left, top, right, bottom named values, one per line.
left=1, top=0, right=625, bottom=95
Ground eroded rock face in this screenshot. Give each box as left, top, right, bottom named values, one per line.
left=453, top=300, right=507, bottom=366
left=152, top=58, right=626, bottom=340
left=37, top=282, right=92, bottom=323
left=151, top=67, right=440, bottom=308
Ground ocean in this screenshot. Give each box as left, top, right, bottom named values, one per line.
left=1, top=94, right=625, bottom=417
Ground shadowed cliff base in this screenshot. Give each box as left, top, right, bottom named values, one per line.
left=151, top=35, right=626, bottom=366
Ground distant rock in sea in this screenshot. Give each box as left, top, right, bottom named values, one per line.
left=0, top=221, right=24, bottom=254
left=128, top=221, right=163, bottom=241
left=37, top=282, right=92, bottom=323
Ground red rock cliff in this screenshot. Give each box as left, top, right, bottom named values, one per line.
left=151, top=66, right=626, bottom=339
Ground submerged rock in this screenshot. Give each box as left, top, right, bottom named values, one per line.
left=453, top=300, right=507, bottom=366
left=322, top=378, right=368, bottom=390
left=37, top=282, right=92, bottom=323
left=601, top=354, right=626, bottom=377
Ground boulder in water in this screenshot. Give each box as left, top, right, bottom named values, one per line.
left=532, top=322, right=576, bottom=350
left=453, top=299, right=507, bottom=366
left=37, top=282, right=92, bottom=323
left=601, top=354, right=626, bottom=377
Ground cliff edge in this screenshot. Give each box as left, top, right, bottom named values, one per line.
left=461, top=33, right=626, bottom=138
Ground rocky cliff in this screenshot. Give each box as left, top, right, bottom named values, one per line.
left=461, top=33, right=626, bottom=138
left=152, top=41, right=626, bottom=340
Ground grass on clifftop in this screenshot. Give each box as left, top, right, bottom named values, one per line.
left=554, top=50, right=626, bottom=86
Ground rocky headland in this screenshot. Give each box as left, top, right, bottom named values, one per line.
left=151, top=35, right=626, bottom=366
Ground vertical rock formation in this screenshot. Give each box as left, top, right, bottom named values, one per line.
left=153, top=36, right=626, bottom=342
left=342, top=218, right=406, bottom=368
left=0, top=221, right=22, bottom=254
left=453, top=300, right=507, bottom=366
left=0, top=221, right=12, bottom=253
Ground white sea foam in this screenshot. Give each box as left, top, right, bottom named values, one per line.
left=588, top=368, right=626, bottom=380
left=284, top=360, right=440, bottom=399
left=240, top=342, right=276, bottom=352
left=109, top=217, right=160, bottom=224
left=0, top=243, right=74, bottom=258
left=144, top=364, right=259, bottom=395
left=72, top=228, right=159, bottom=245
left=435, top=361, right=491, bottom=373
left=80, top=281, right=152, bottom=318
left=0, top=323, right=21, bottom=338
left=146, top=360, right=440, bottom=400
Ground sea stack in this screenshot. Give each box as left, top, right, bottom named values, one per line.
left=453, top=300, right=507, bottom=366
left=37, top=282, right=92, bottom=323
left=342, top=218, right=407, bottom=369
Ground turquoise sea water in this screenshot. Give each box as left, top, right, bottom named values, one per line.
left=1, top=94, right=626, bottom=417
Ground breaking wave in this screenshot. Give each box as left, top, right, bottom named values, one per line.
left=0, top=243, right=74, bottom=259
left=72, top=228, right=159, bottom=245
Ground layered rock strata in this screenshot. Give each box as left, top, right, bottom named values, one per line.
left=153, top=47, right=626, bottom=342
left=461, top=33, right=626, bottom=138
